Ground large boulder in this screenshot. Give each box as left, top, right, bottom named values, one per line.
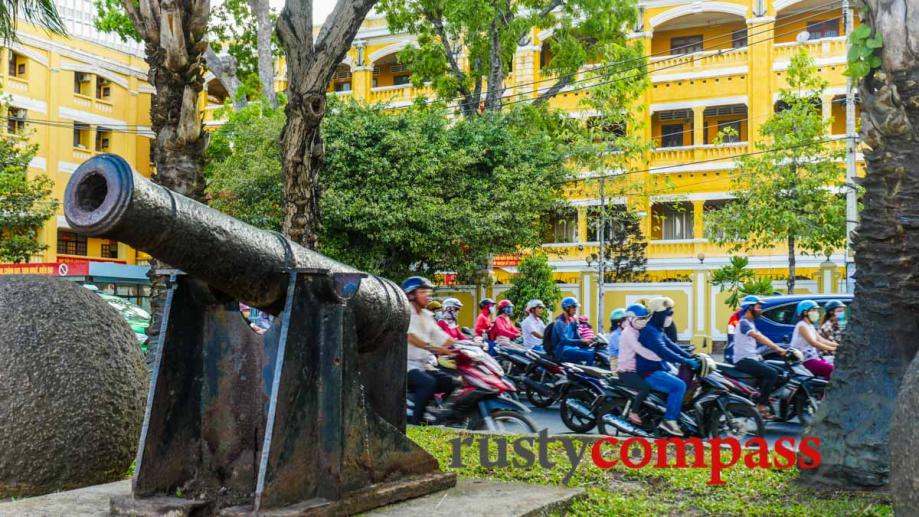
left=0, top=275, right=147, bottom=498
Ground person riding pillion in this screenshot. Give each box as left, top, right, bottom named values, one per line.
left=635, top=296, right=700, bottom=436
left=615, top=303, right=654, bottom=426
left=731, top=295, right=787, bottom=418
left=489, top=299, right=521, bottom=342
left=551, top=297, right=595, bottom=365
left=474, top=298, right=496, bottom=339
left=520, top=299, right=547, bottom=350
left=402, top=276, right=457, bottom=425
left=606, top=307, right=627, bottom=358
left=437, top=297, right=465, bottom=341
left=792, top=300, right=839, bottom=380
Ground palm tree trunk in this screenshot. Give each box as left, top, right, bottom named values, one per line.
left=802, top=0, right=919, bottom=488
left=787, top=234, right=795, bottom=294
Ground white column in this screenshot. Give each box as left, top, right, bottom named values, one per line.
left=695, top=270, right=706, bottom=332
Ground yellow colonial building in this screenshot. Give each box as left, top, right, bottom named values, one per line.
left=321, top=0, right=858, bottom=349
left=1, top=0, right=154, bottom=304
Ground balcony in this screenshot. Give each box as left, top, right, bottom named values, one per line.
left=5, top=75, right=28, bottom=93
left=650, top=48, right=749, bottom=77
left=774, top=37, right=846, bottom=68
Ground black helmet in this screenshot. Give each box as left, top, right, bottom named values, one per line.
left=479, top=298, right=496, bottom=309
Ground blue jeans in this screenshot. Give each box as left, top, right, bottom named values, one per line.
left=557, top=346, right=595, bottom=365
left=645, top=370, right=686, bottom=420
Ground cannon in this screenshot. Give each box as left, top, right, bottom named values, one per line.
left=64, top=155, right=455, bottom=515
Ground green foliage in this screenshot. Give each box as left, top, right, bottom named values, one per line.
left=408, top=426, right=892, bottom=516
left=377, top=0, right=638, bottom=110
left=705, top=51, right=846, bottom=286
left=846, top=23, right=883, bottom=81
left=710, top=256, right=774, bottom=309
left=92, top=0, right=139, bottom=42
left=204, top=100, right=285, bottom=230
left=0, top=129, right=57, bottom=263
left=600, top=206, right=647, bottom=283
left=0, top=0, right=65, bottom=40
left=319, top=97, right=573, bottom=282
left=502, top=254, right=562, bottom=320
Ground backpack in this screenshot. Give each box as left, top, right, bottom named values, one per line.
left=541, top=319, right=556, bottom=357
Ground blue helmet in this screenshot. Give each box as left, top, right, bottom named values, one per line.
left=401, top=276, right=434, bottom=294
left=825, top=300, right=845, bottom=312
left=560, top=297, right=580, bottom=309
left=796, top=300, right=819, bottom=318
left=740, top=295, right=764, bottom=311
left=625, top=303, right=649, bottom=318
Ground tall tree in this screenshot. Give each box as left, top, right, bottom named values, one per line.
left=804, top=0, right=919, bottom=489
left=377, top=0, right=637, bottom=117
left=597, top=206, right=647, bottom=283
left=503, top=253, right=562, bottom=321
left=0, top=133, right=57, bottom=263
left=0, top=0, right=65, bottom=40
left=275, top=0, right=377, bottom=248
left=705, top=51, right=846, bottom=295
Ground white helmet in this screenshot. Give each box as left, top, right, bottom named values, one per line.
left=442, top=298, right=463, bottom=310
left=525, top=299, right=546, bottom=312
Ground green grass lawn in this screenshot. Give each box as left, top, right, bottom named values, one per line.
left=407, top=427, right=891, bottom=517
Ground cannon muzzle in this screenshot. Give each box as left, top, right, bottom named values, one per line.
left=63, top=154, right=407, bottom=348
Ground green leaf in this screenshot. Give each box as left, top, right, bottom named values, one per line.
left=852, top=24, right=872, bottom=39
left=866, top=33, right=884, bottom=49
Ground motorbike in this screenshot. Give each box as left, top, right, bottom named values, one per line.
left=520, top=335, right=610, bottom=408
left=557, top=362, right=618, bottom=433
left=595, top=354, right=765, bottom=440
left=406, top=341, right=538, bottom=433
left=715, top=351, right=827, bottom=426
left=493, top=341, right=535, bottom=392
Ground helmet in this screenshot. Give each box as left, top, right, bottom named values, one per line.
left=479, top=298, right=496, bottom=309
left=442, top=298, right=463, bottom=310
left=401, top=276, right=434, bottom=294
left=795, top=300, right=819, bottom=318
left=426, top=300, right=442, bottom=312
left=497, top=300, right=514, bottom=313
left=610, top=308, right=627, bottom=321
left=824, top=300, right=844, bottom=312
left=785, top=348, right=804, bottom=363
left=525, top=299, right=545, bottom=312
left=740, top=295, right=764, bottom=311
left=560, top=297, right=579, bottom=309
left=625, top=303, right=649, bottom=318
left=647, top=296, right=674, bottom=314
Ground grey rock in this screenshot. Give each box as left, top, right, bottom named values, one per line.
left=0, top=275, right=147, bottom=498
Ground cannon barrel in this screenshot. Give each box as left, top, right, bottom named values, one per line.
left=63, top=154, right=408, bottom=348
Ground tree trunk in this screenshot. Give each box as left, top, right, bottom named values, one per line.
left=248, top=0, right=277, bottom=107
left=203, top=45, right=246, bottom=109
left=483, top=17, right=505, bottom=111
left=787, top=233, right=795, bottom=294
left=121, top=0, right=210, bottom=359
left=802, top=0, right=919, bottom=488
left=276, top=0, right=378, bottom=248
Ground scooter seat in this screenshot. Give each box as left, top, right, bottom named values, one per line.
left=577, top=365, right=614, bottom=378
left=715, top=363, right=758, bottom=385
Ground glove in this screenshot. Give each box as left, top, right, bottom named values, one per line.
left=684, top=358, right=701, bottom=370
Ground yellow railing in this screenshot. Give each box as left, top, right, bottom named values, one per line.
left=695, top=142, right=750, bottom=162
left=649, top=48, right=749, bottom=76
left=5, top=76, right=28, bottom=93
left=651, top=146, right=695, bottom=166
left=368, top=84, right=414, bottom=104
left=774, top=37, right=846, bottom=64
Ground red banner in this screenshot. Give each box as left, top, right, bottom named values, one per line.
left=492, top=255, right=521, bottom=267
left=0, top=262, right=91, bottom=276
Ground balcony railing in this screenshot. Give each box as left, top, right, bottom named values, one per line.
left=650, top=47, right=749, bottom=77
left=774, top=37, right=846, bottom=66
left=368, top=84, right=413, bottom=103
left=6, top=76, right=28, bottom=92
left=651, top=142, right=750, bottom=169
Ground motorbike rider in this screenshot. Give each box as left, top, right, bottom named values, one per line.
left=818, top=299, right=846, bottom=344
left=427, top=300, right=444, bottom=320
left=792, top=300, right=839, bottom=380
left=606, top=307, right=627, bottom=358
left=437, top=297, right=465, bottom=340
left=551, top=297, right=595, bottom=365
left=474, top=298, right=496, bottom=339
left=636, top=297, right=700, bottom=436
left=403, top=276, right=457, bottom=425
left=489, top=299, right=522, bottom=342
left=616, top=303, right=654, bottom=426
left=732, top=295, right=788, bottom=418
left=520, top=299, right=547, bottom=350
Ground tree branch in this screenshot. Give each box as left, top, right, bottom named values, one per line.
left=311, top=0, right=378, bottom=87
left=424, top=8, right=471, bottom=99
left=533, top=73, right=572, bottom=105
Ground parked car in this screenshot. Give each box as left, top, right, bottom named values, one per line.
left=83, top=285, right=151, bottom=351
left=753, top=294, right=853, bottom=346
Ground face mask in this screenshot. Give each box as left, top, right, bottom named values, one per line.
left=664, top=316, right=674, bottom=328
left=836, top=311, right=847, bottom=327
left=433, top=310, right=444, bottom=321
left=808, top=311, right=820, bottom=323
left=631, top=318, right=648, bottom=330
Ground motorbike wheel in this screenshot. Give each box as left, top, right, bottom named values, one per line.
left=559, top=391, right=597, bottom=433
left=706, top=402, right=765, bottom=440
left=524, top=370, right=558, bottom=408
left=467, top=410, right=538, bottom=434
left=792, top=391, right=818, bottom=427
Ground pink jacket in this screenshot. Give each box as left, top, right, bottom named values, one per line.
left=617, top=325, right=661, bottom=372
left=489, top=315, right=521, bottom=341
